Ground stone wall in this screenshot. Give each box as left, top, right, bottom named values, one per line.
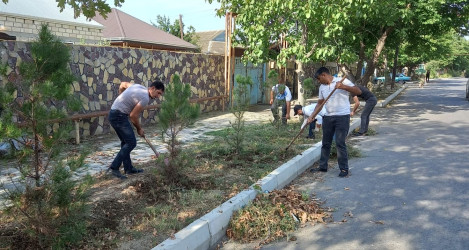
left=0, top=14, right=103, bottom=43
left=0, top=41, right=226, bottom=138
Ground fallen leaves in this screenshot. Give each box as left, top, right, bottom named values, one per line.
left=227, top=187, right=330, bottom=244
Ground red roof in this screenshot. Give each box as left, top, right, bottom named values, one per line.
left=93, top=8, right=198, bottom=51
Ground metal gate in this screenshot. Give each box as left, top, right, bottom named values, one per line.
left=233, top=58, right=264, bottom=105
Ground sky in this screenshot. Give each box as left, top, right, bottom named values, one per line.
left=105, top=0, right=225, bottom=32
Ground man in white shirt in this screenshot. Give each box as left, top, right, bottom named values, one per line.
left=293, top=103, right=327, bottom=140
left=308, top=67, right=362, bottom=177
left=270, top=83, right=292, bottom=125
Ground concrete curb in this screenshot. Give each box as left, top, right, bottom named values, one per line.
left=153, top=119, right=361, bottom=250
left=378, top=85, right=407, bottom=107
left=356, top=84, right=408, bottom=108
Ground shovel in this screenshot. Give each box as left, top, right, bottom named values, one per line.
left=143, top=135, right=160, bottom=158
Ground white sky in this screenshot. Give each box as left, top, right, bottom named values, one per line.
left=105, top=0, right=225, bottom=32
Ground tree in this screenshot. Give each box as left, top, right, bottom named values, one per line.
left=208, top=0, right=469, bottom=93
left=209, top=0, right=363, bottom=104
left=0, top=24, right=90, bottom=248
left=158, top=74, right=200, bottom=183
left=152, top=15, right=200, bottom=47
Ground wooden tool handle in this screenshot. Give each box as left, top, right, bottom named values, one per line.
left=285, top=76, right=346, bottom=151
left=144, top=136, right=160, bottom=157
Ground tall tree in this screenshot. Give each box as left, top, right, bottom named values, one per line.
left=209, top=0, right=363, bottom=104
left=152, top=14, right=200, bottom=47
left=209, top=0, right=469, bottom=93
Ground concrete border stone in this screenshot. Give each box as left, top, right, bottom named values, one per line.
left=378, top=85, right=407, bottom=107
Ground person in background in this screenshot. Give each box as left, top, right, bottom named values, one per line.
left=293, top=103, right=326, bottom=140
left=426, top=70, right=430, bottom=83
left=351, top=85, right=377, bottom=136
left=270, top=82, right=292, bottom=125
left=309, top=67, right=361, bottom=178
left=107, top=80, right=165, bottom=179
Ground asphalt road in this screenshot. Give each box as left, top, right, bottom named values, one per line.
left=222, top=78, right=469, bottom=250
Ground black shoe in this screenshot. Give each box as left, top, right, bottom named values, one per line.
left=310, top=168, right=327, bottom=173
left=107, top=167, right=127, bottom=180
left=338, top=170, right=349, bottom=177
left=125, top=168, right=144, bottom=174
left=305, top=135, right=315, bottom=140
left=351, top=132, right=364, bottom=137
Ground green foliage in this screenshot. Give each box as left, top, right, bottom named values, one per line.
left=152, top=15, right=200, bottom=48
left=208, top=0, right=469, bottom=85
left=302, top=77, right=317, bottom=99
left=226, top=75, right=252, bottom=155
left=158, top=74, right=200, bottom=182
left=0, top=25, right=90, bottom=248
left=3, top=160, right=92, bottom=248
left=0, top=24, right=81, bottom=177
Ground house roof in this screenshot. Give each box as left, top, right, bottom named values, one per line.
left=92, top=8, right=198, bottom=51
left=195, top=30, right=225, bottom=54
left=0, top=0, right=102, bottom=28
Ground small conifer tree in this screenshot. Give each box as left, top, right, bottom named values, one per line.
left=158, top=74, right=200, bottom=182
left=0, top=24, right=89, bottom=248
left=226, top=75, right=252, bottom=155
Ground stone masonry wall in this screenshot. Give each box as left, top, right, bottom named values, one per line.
left=0, top=41, right=226, bottom=138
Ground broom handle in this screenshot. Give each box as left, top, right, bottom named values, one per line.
left=285, top=77, right=346, bottom=151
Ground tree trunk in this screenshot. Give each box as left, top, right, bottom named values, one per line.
left=296, top=23, right=309, bottom=105
left=361, top=26, right=394, bottom=86
left=296, top=60, right=305, bottom=105
left=355, top=40, right=366, bottom=84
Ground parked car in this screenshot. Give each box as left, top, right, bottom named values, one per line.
left=373, top=73, right=411, bottom=84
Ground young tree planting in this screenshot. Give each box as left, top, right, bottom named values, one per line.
left=158, top=74, right=200, bottom=182
left=0, top=24, right=90, bottom=248
left=227, top=75, right=252, bottom=155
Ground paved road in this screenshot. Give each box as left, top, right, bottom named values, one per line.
left=222, top=78, right=469, bottom=250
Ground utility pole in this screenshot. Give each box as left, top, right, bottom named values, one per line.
left=179, top=14, right=184, bottom=39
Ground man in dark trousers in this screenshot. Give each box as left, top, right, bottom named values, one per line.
left=351, top=85, right=377, bottom=136
left=309, top=67, right=362, bottom=177
left=107, top=80, right=165, bottom=179
left=426, top=70, right=430, bottom=83
left=293, top=103, right=326, bottom=140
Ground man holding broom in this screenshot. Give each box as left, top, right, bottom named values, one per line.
left=308, top=67, right=361, bottom=177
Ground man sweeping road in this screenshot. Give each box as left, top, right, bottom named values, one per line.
left=107, top=80, right=165, bottom=179
left=309, top=67, right=361, bottom=177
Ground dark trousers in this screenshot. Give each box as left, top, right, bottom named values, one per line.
left=359, top=98, right=377, bottom=134
left=319, top=115, right=350, bottom=171
left=108, top=109, right=136, bottom=171
left=308, top=120, right=316, bottom=138
left=271, top=99, right=287, bottom=124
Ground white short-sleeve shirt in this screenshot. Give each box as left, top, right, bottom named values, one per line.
left=318, top=77, right=354, bottom=116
